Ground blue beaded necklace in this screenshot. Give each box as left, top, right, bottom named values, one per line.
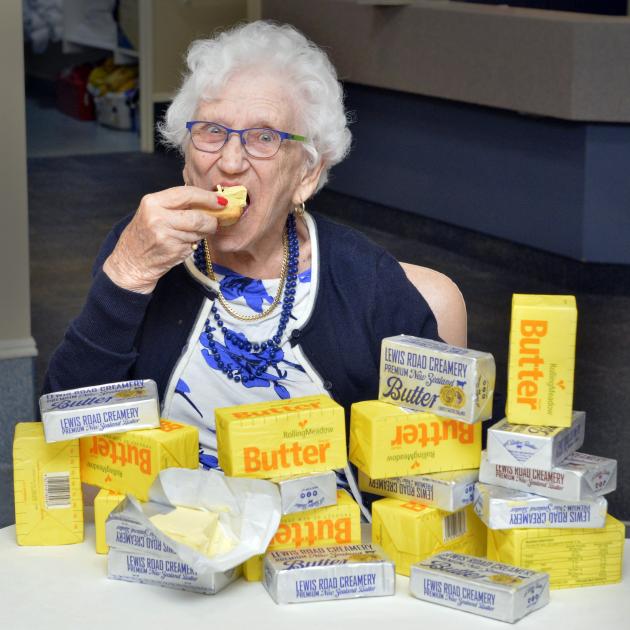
left=192, top=214, right=299, bottom=384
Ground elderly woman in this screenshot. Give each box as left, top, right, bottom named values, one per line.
left=44, top=22, right=459, bottom=475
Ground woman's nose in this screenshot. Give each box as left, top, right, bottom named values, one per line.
left=219, top=133, right=248, bottom=172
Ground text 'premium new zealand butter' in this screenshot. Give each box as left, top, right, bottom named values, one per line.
left=350, top=401, right=481, bottom=479
left=506, top=294, right=577, bottom=427
left=215, top=395, right=346, bottom=478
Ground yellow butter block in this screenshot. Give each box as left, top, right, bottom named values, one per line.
left=487, top=514, right=624, bottom=589
left=94, top=489, right=125, bottom=554
left=216, top=184, right=247, bottom=209
left=243, top=490, right=362, bottom=581
left=372, top=499, right=486, bottom=576
left=13, top=422, right=83, bottom=546
left=215, top=395, right=346, bottom=478
left=80, top=419, right=199, bottom=501
left=150, top=506, right=237, bottom=558
left=506, top=294, right=577, bottom=426
left=349, top=401, right=481, bottom=479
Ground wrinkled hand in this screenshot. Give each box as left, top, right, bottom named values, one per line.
left=103, top=186, right=226, bottom=294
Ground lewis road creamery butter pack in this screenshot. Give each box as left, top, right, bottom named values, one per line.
left=486, top=412, right=585, bottom=469
left=506, top=294, right=577, bottom=427
left=379, top=335, right=495, bottom=424
left=263, top=544, right=396, bottom=604
left=473, top=482, right=608, bottom=529
left=39, top=380, right=160, bottom=443
left=359, top=469, right=478, bottom=513
left=270, top=471, right=338, bottom=515
left=410, top=552, right=549, bottom=623
left=215, top=395, right=346, bottom=478
left=350, top=401, right=481, bottom=479
left=479, top=451, right=617, bottom=501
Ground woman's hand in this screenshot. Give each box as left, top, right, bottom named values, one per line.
left=103, top=186, right=227, bottom=294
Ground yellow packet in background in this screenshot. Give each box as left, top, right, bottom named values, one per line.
left=349, top=401, right=481, bottom=479
left=506, top=294, right=577, bottom=427
left=94, top=489, right=125, bottom=554
left=243, top=490, right=362, bottom=581
left=372, top=499, right=486, bottom=576
left=487, top=514, right=624, bottom=589
left=13, top=422, right=83, bottom=545
left=215, top=395, right=346, bottom=478
left=80, top=419, right=198, bottom=500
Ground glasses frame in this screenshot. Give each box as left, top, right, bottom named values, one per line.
left=185, top=121, right=307, bottom=159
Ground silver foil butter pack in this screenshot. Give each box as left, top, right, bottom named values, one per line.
left=263, top=544, right=396, bottom=604
left=474, top=482, right=608, bottom=529
left=271, top=471, right=338, bottom=514
left=379, top=335, right=495, bottom=424
left=409, top=551, right=549, bottom=623
left=487, top=411, right=585, bottom=469
left=40, top=379, right=160, bottom=443
left=479, top=451, right=617, bottom=501
left=358, top=469, right=478, bottom=512
left=108, top=549, right=240, bottom=595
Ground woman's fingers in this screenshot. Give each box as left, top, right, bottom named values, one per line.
left=139, top=187, right=221, bottom=235
left=152, top=185, right=228, bottom=211
left=103, top=186, right=223, bottom=294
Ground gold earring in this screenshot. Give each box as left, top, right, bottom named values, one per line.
left=293, top=201, right=306, bottom=217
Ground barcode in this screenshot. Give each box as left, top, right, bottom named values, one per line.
left=44, top=472, right=71, bottom=509
left=443, top=509, right=467, bottom=541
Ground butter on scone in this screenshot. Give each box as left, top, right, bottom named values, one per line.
left=214, top=184, right=247, bottom=226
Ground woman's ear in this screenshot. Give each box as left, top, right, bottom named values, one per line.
left=292, top=160, right=325, bottom=206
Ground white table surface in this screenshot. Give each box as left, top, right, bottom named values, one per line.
left=1, top=521, right=628, bottom=630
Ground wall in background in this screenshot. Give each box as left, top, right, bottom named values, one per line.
left=328, top=84, right=630, bottom=264
left=0, top=0, right=38, bottom=525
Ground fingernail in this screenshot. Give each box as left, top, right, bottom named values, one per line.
left=217, top=196, right=228, bottom=206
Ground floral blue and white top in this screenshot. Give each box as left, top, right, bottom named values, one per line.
left=162, top=213, right=328, bottom=470
left=162, top=214, right=368, bottom=518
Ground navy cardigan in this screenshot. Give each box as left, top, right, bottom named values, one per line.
left=43, top=213, right=440, bottom=418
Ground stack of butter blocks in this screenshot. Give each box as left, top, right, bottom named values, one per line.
left=214, top=395, right=363, bottom=584
left=349, top=335, right=497, bottom=576
left=13, top=379, right=200, bottom=554
left=477, top=295, right=623, bottom=590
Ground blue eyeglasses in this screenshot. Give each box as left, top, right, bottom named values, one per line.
left=185, top=121, right=307, bottom=159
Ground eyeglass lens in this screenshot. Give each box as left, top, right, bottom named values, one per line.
left=189, top=122, right=281, bottom=158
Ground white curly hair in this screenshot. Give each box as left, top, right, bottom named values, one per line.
left=159, top=21, right=352, bottom=191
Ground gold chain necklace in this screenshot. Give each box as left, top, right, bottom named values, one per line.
left=202, top=230, right=289, bottom=321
